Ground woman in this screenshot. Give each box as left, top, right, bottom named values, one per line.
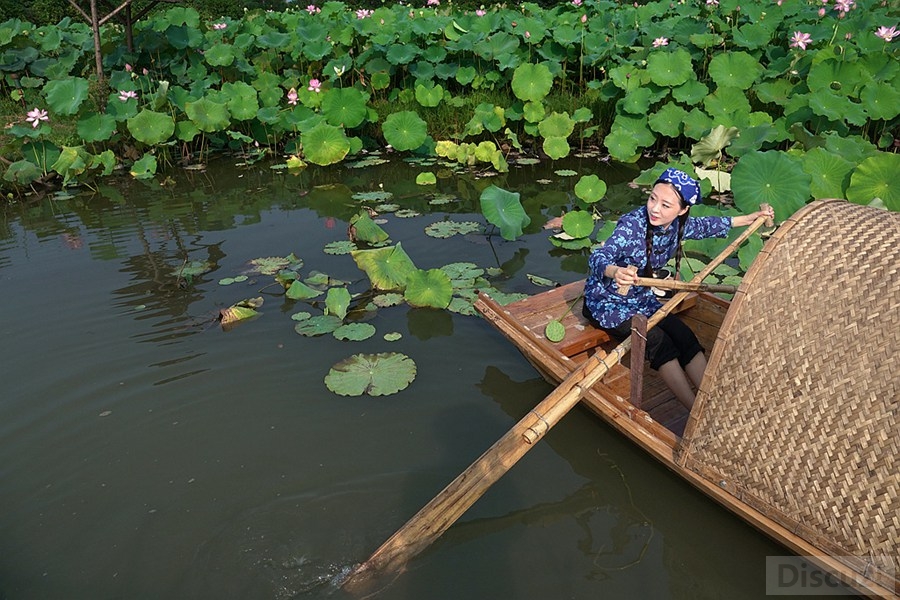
left=583, top=168, right=773, bottom=409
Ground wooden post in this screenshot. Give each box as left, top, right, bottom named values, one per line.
left=629, top=314, right=647, bottom=410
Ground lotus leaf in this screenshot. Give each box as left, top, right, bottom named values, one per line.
left=648, top=102, right=687, bottom=138
left=511, top=63, right=553, bottom=103
left=415, top=83, right=444, bottom=107
left=538, top=112, right=575, bottom=139
left=404, top=268, right=453, bottom=309
left=352, top=243, right=417, bottom=291
left=384, top=332, right=402, bottom=342
left=807, top=59, right=864, bottom=95
left=176, top=260, right=213, bottom=277
left=703, top=87, right=751, bottom=126
left=373, top=293, right=405, bottom=307
left=545, top=320, right=566, bottom=343
left=352, top=191, right=394, bottom=202
left=221, top=81, right=259, bottom=121
left=219, top=304, right=258, bottom=327
left=333, top=323, right=376, bottom=342
left=130, top=154, right=157, bottom=179
left=286, top=280, right=323, bottom=300
left=860, top=82, right=900, bottom=122
left=416, top=172, right=437, bottom=185
left=707, top=52, right=762, bottom=90
left=424, top=220, right=481, bottom=238
left=691, top=125, right=738, bottom=167
left=3, top=160, right=41, bottom=185
left=325, top=287, right=352, bottom=319
left=382, top=111, right=428, bottom=152
left=695, top=168, right=732, bottom=193
left=542, top=137, right=570, bottom=160
left=731, top=151, right=810, bottom=218
left=50, top=146, right=89, bottom=184
left=801, top=148, right=854, bottom=200
left=395, top=209, right=421, bottom=218
left=574, top=174, right=607, bottom=204
left=324, top=352, right=417, bottom=397
left=480, top=185, right=530, bottom=241
left=555, top=170, right=578, bottom=177
left=77, top=114, right=116, bottom=143
left=350, top=210, right=389, bottom=244
left=523, top=101, right=545, bottom=123
left=324, top=241, right=357, bottom=255
left=527, top=274, right=558, bottom=288
left=846, top=152, right=900, bottom=210
left=249, top=256, right=296, bottom=275
left=756, top=79, right=793, bottom=106
left=294, top=315, right=342, bottom=337
left=562, top=210, right=595, bottom=239
left=204, top=43, right=235, bottom=66
left=185, top=98, right=230, bottom=133
left=43, top=77, right=89, bottom=115
left=127, top=109, right=176, bottom=145
left=646, top=48, right=692, bottom=87
left=809, top=90, right=867, bottom=127
left=456, top=66, right=476, bottom=85
left=321, top=88, right=368, bottom=129
left=302, top=123, right=351, bottom=165
left=622, top=87, right=653, bottom=115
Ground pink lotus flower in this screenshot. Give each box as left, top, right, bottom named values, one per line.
left=653, top=37, right=669, bottom=47
left=476, top=9, right=486, bottom=16
left=212, top=22, right=227, bottom=30
left=125, top=63, right=132, bottom=72
left=525, top=31, right=531, bottom=38
left=833, top=0, right=853, bottom=13
left=706, top=0, right=719, bottom=5
left=818, top=7, right=826, bottom=16
left=287, top=87, right=298, bottom=105
left=307, top=78, right=321, bottom=93
left=572, top=0, right=583, bottom=5
left=790, top=31, right=813, bottom=50
left=581, top=14, right=588, bottom=23
left=874, top=25, right=899, bottom=41
left=25, top=107, right=49, bottom=128
left=306, top=4, right=320, bottom=13
left=356, top=9, right=373, bottom=18
left=118, top=90, right=138, bottom=102
left=427, top=0, right=440, bottom=5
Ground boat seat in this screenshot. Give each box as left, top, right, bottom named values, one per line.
left=550, top=304, right=611, bottom=357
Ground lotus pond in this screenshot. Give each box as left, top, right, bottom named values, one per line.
left=2, top=155, right=839, bottom=600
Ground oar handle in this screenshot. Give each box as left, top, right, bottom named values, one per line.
left=632, top=277, right=738, bottom=294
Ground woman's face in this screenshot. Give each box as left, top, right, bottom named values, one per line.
left=646, top=182, right=688, bottom=229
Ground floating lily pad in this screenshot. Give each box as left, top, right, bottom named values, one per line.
left=442, top=262, right=485, bottom=281
left=219, top=296, right=264, bottom=328
left=324, top=241, right=357, bottom=255
left=375, top=203, right=400, bottom=212
left=353, top=191, right=394, bottom=202
left=561, top=210, right=595, bottom=239
left=428, top=193, right=456, bottom=205
left=425, top=220, right=482, bottom=238
left=291, top=311, right=312, bottom=321
left=447, top=296, right=478, bottom=316
left=395, top=209, right=421, bottom=218
left=383, top=332, right=403, bottom=341
left=249, top=255, right=300, bottom=275
left=324, top=352, right=417, bottom=397
left=366, top=294, right=400, bottom=309
left=416, top=172, right=437, bottom=185
left=333, top=322, right=377, bottom=341
left=176, top=260, right=213, bottom=277
left=350, top=210, right=390, bottom=244
left=404, top=268, right=453, bottom=309
left=294, top=315, right=343, bottom=337
left=554, top=169, right=578, bottom=177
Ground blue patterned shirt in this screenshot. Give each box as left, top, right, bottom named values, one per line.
left=584, top=207, right=732, bottom=328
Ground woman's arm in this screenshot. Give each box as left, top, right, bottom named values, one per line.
left=731, top=204, right=774, bottom=228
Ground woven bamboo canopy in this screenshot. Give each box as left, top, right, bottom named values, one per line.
left=678, top=200, right=899, bottom=595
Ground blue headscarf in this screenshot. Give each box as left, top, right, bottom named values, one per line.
left=656, top=168, right=700, bottom=206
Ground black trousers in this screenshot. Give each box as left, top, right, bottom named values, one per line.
left=583, top=306, right=704, bottom=370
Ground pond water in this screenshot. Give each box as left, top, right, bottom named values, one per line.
left=0, top=155, right=837, bottom=600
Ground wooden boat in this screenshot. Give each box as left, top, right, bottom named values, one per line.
left=474, top=200, right=899, bottom=599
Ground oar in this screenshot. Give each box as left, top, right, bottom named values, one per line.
left=341, top=214, right=771, bottom=590
left=632, top=277, right=738, bottom=295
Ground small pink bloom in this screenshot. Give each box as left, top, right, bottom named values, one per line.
left=142, top=68, right=149, bottom=75
left=653, top=36, right=669, bottom=47
left=833, top=0, right=853, bottom=12
left=125, top=63, right=132, bottom=72
left=118, top=90, right=138, bottom=102
left=307, top=78, right=321, bottom=93
left=706, top=0, right=719, bottom=5
left=776, top=0, right=782, bottom=5
left=476, top=9, right=486, bottom=16
left=525, top=31, right=531, bottom=38
left=287, top=87, right=298, bottom=105
left=845, top=32, right=853, bottom=40
left=306, top=4, right=320, bottom=13
left=25, top=107, right=49, bottom=128
left=874, top=25, right=899, bottom=41
left=790, top=31, right=813, bottom=50
left=212, top=22, right=227, bottom=30
left=581, top=14, right=587, bottom=23
left=355, top=8, right=373, bottom=18
left=427, top=0, right=440, bottom=5
left=572, top=0, right=582, bottom=5
left=818, top=8, right=826, bottom=16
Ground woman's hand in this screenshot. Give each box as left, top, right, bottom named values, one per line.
left=732, top=204, right=775, bottom=227
left=614, top=265, right=638, bottom=288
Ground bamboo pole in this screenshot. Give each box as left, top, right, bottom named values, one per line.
left=632, top=277, right=738, bottom=294
left=341, top=215, right=771, bottom=590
